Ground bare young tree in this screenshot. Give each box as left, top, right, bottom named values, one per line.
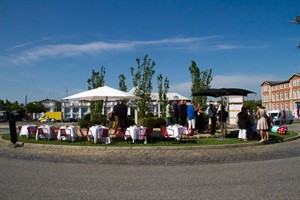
left=130, top=54, right=155, bottom=117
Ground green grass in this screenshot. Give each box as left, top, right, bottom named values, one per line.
left=1, top=131, right=298, bottom=147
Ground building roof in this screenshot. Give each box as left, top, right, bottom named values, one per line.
left=128, top=87, right=189, bottom=101
left=261, top=73, right=300, bottom=86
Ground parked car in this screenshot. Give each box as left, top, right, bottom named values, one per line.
left=270, top=110, right=293, bottom=125
left=63, top=118, right=78, bottom=122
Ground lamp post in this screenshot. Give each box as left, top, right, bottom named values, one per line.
left=289, top=15, right=300, bottom=49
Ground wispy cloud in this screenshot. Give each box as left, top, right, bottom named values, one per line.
left=211, top=44, right=269, bottom=50
left=4, top=36, right=267, bottom=65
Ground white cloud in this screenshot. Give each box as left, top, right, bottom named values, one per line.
left=4, top=36, right=267, bottom=65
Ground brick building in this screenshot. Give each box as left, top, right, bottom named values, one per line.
left=261, top=73, right=300, bottom=117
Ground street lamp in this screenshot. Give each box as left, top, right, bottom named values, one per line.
left=289, top=15, right=300, bottom=49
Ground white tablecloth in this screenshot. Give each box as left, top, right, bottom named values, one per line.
left=88, top=125, right=111, bottom=144
left=57, top=125, right=77, bottom=142
left=35, top=125, right=56, bottom=140
left=167, top=126, right=188, bottom=140
left=19, top=125, right=36, bottom=137
left=125, top=126, right=147, bottom=143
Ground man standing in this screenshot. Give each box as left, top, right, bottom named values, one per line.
left=166, top=100, right=173, bottom=126
left=208, top=104, right=216, bottom=134
left=6, top=107, right=23, bottom=148
left=112, top=101, right=120, bottom=134
left=118, top=100, right=128, bottom=133
left=178, top=100, right=187, bottom=126
left=172, top=100, right=179, bottom=124
left=187, top=101, right=196, bottom=130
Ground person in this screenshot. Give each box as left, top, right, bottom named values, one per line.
left=166, top=100, right=173, bottom=126
left=118, top=100, right=128, bottom=133
left=172, top=100, right=179, bottom=124
left=217, top=105, right=228, bottom=136
left=265, top=113, right=273, bottom=141
left=112, top=101, right=120, bottom=134
left=208, top=104, right=216, bottom=134
left=6, top=107, right=24, bottom=148
left=195, top=103, right=205, bottom=133
left=256, top=104, right=268, bottom=142
left=246, top=107, right=255, bottom=140
left=187, top=101, right=196, bottom=130
left=178, top=100, right=187, bottom=126
left=237, top=106, right=249, bottom=141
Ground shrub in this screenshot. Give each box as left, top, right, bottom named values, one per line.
left=90, top=116, right=106, bottom=126
left=79, top=119, right=90, bottom=128
left=140, top=117, right=166, bottom=128
left=155, top=117, right=166, bottom=127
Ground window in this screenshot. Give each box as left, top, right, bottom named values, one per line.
left=281, top=103, right=284, bottom=110
left=285, top=102, right=288, bottom=110
left=272, top=94, right=275, bottom=101
left=280, top=92, right=283, bottom=100
left=285, top=91, right=288, bottom=100
left=276, top=93, right=279, bottom=100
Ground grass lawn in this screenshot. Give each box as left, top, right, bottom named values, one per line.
left=1, top=131, right=298, bottom=147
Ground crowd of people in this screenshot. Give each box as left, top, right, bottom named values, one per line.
left=165, top=100, right=228, bottom=135
left=165, top=100, right=273, bottom=142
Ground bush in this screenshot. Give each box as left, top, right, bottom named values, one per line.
left=90, top=116, right=107, bottom=126
left=79, top=119, right=90, bottom=128
left=155, top=117, right=166, bottom=127
left=140, top=117, right=166, bottom=128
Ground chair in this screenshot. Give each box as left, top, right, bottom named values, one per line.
left=59, top=128, right=71, bottom=141
left=160, top=126, right=174, bottom=141
left=181, top=128, right=195, bottom=141
left=77, top=127, right=88, bottom=141
left=27, top=126, right=37, bottom=139
left=36, top=127, right=49, bottom=140
left=138, top=127, right=153, bottom=140
left=51, top=127, right=58, bottom=139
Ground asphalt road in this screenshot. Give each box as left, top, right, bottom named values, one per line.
left=0, top=122, right=299, bottom=199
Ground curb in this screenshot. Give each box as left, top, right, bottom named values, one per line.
left=1, top=133, right=299, bottom=151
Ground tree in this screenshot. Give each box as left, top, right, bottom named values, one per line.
left=118, top=74, right=127, bottom=92
left=189, top=60, right=213, bottom=106
left=130, top=54, right=155, bottom=117
left=25, top=102, right=45, bottom=114
left=157, top=74, right=169, bottom=117
left=87, top=67, right=106, bottom=121
left=243, top=100, right=262, bottom=112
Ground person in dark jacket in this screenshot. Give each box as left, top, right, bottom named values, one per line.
left=178, top=100, right=187, bottom=126
left=217, top=105, right=228, bottom=136
left=118, top=100, right=128, bottom=133
left=6, top=107, right=23, bottom=148
left=237, top=106, right=249, bottom=141
left=172, top=100, right=179, bottom=124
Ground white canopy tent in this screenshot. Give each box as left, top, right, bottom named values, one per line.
left=63, top=86, right=140, bottom=125
left=63, top=85, right=139, bottom=101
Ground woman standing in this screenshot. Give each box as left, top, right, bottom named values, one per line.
left=256, top=104, right=268, bottom=142
left=195, top=103, right=205, bottom=133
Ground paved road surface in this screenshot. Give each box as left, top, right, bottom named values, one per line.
left=0, top=122, right=299, bottom=199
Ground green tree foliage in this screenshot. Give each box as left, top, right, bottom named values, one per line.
left=243, top=100, right=262, bottom=112
left=130, top=55, right=155, bottom=117
left=87, top=67, right=106, bottom=121
left=25, top=102, right=45, bottom=113
left=189, top=60, right=213, bottom=106
left=118, top=74, right=127, bottom=92
left=157, top=74, right=169, bottom=117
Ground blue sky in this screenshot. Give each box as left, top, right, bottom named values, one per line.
left=0, top=0, right=299, bottom=104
